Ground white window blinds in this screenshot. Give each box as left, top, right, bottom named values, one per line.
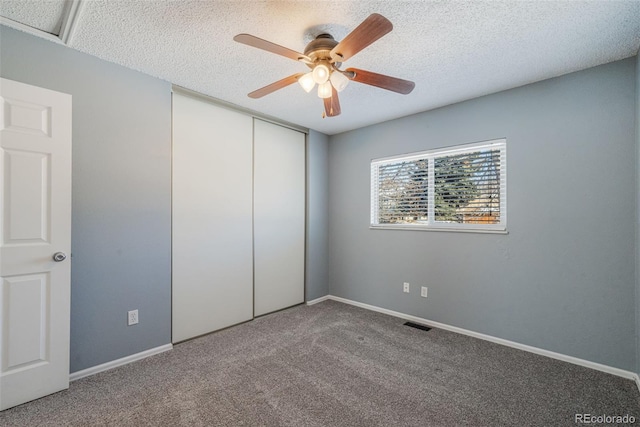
left=371, top=139, right=506, bottom=232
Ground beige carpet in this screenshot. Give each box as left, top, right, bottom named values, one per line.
left=2, top=300, right=639, bottom=426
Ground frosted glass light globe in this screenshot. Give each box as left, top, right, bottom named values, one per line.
left=298, top=72, right=315, bottom=93
left=317, top=81, right=332, bottom=99
left=330, top=71, right=350, bottom=92
left=312, top=64, right=330, bottom=84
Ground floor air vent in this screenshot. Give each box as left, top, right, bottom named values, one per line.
left=404, top=321, right=432, bottom=332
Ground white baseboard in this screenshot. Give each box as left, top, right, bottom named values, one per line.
left=69, top=343, right=173, bottom=382
left=306, top=295, right=331, bottom=305
left=325, top=295, right=639, bottom=384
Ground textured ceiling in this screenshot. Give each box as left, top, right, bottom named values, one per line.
left=0, top=0, right=66, bottom=35
left=1, top=1, right=639, bottom=135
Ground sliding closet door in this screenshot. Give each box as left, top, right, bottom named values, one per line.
left=172, top=93, right=253, bottom=342
left=253, top=119, right=305, bottom=316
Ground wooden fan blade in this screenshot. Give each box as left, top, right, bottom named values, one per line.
left=323, top=86, right=341, bottom=117
left=248, top=73, right=305, bottom=99
left=330, top=14, right=393, bottom=62
left=234, top=34, right=312, bottom=63
left=346, top=68, right=415, bottom=94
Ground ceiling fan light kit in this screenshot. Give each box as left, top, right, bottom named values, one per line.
left=233, top=13, right=415, bottom=117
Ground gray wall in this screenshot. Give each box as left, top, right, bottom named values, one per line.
left=328, top=58, right=638, bottom=371
left=636, top=51, right=640, bottom=376
left=0, top=26, right=173, bottom=372
left=306, top=130, right=330, bottom=301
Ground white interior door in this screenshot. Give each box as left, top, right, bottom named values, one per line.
left=172, top=92, right=254, bottom=342
left=0, top=78, right=72, bottom=410
left=253, top=119, right=305, bottom=316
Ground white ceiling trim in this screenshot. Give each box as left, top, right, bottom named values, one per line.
left=59, top=0, right=85, bottom=45
left=0, top=15, right=63, bottom=44
left=0, top=0, right=84, bottom=46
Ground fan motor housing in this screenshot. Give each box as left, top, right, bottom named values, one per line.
left=304, top=34, right=340, bottom=68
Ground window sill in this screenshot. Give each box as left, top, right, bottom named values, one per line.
left=369, top=225, right=508, bottom=234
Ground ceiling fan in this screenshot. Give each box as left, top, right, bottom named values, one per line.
left=233, top=13, right=415, bottom=118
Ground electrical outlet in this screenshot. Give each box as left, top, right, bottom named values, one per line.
left=421, top=286, right=428, bottom=298
left=403, top=282, right=410, bottom=293
left=128, top=309, right=139, bottom=326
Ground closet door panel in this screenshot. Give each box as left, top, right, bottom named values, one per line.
left=253, top=119, right=305, bottom=316
left=172, top=93, right=253, bottom=342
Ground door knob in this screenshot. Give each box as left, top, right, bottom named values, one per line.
left=52, top=252, right=67, bottom=262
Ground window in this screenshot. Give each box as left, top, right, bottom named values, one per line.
left=370, top=139, right=506, bottom=232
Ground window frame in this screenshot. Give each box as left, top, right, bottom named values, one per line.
left=370, top=139, right=507, bottom=233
